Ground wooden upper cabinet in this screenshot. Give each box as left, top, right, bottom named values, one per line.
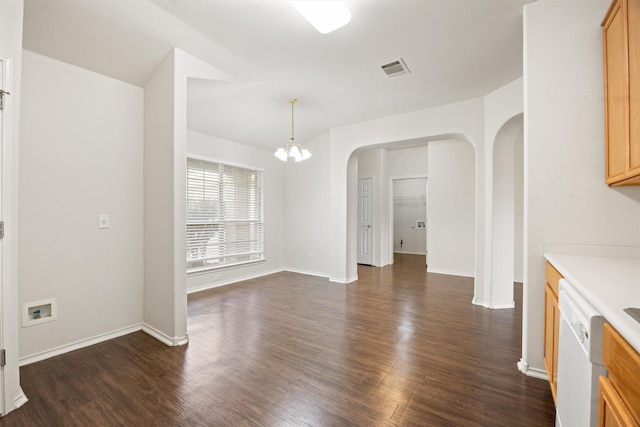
left=602, top=0, right=640, bottom=186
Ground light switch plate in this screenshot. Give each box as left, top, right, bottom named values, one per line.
left=99, top=214, right=110, bottom=229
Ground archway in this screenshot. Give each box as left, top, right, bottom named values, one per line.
left=347, top=137, right=476, bottom=279
left=488, top=113, right=524, bottom=308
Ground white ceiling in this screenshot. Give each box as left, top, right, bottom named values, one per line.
left=22, top=0, right=534, bottom=151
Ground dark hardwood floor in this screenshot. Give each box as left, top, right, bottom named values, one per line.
left=3, top=254, right=555, bottom=426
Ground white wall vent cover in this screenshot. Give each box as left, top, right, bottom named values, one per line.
left=381, top=58, right=410, bottom=77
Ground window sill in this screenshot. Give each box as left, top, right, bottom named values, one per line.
left=187, top=259, right=266, bottom=277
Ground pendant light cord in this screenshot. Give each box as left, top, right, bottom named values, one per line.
left=290, top=99, right=297, bottom=142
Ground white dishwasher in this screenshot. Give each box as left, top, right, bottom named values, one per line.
left=555, top=278, right=606, bottom=427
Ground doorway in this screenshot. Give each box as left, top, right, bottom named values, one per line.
left=392, top=177, right=427, bottom=266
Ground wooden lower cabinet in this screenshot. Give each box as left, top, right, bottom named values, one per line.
left=543, top=262, right=561, bottom=402
left=599, top=322, right=640, bottom=427
left=599, top=376, right=640, bottom=427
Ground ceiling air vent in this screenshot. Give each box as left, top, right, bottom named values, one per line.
left=381, top=58, right=410, bottom=77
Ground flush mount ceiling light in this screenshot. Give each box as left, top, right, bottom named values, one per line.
left=274, top=99, right=312, bottom=162
left=290, top=1, right=351, bottom=34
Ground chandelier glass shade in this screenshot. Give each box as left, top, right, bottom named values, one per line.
left=275, top=99, right=312, bottom=162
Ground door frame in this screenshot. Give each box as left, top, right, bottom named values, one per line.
left=388, top=174, right=428, bottom=265
left=0, top=54, right=7, bottom=416
left=0, top=51, right=28, bottom=415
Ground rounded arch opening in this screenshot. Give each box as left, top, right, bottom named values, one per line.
left=346, top=134, right=477, bottom=280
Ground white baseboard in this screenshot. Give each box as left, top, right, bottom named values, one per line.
left=472, top=298, right=515, bottom=309
left=187, top=268, right=285, bottom=294
left=329, top=274, right=358, bottom=284
left=284, top=268, right=329, bottom=279
left=9, top=388, right=28, bottom=414
left=472, top=298, right=489, bottom=308
left=426, top=267, right=474, bottom=278
left=394, top=251, right=427, bottom=255
left=142, top=324, right=188, bottom=346
left=517, top=358, right=549, bottom=380
left=492, top=301, right=516, bottom=309
left=19, top=324, right=143, bottom=366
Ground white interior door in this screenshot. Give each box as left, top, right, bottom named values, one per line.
left=357, top=178, right=373, bottom=265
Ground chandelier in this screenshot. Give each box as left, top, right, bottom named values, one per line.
left=274, top=99, right=312, bottom=162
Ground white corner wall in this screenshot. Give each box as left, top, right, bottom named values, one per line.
left=19, top=50, right=144, bottom=361
left=427, top=140, right=476, bottom=276
left=143, top=50, right=179, bottom=343
left=186, top=130, right=285, bottom=291
left=283, top=133, right=330, bottom=277
left=144, top=49, right=232, bottom=345
left=522, top=0, right=640, bottom=374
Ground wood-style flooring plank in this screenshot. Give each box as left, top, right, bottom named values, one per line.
left=2, top=254, right=555, bottom=426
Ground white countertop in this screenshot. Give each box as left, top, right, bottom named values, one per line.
left=544, top=252, right=640, bottom=354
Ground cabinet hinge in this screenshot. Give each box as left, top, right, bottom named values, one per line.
left=0, top=90, right=10, bottom=111
left=0, top=221, right=4, bottom=239
left=0, top=349, right=6, bottom=367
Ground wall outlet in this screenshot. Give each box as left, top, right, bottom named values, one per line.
left=98, top=214, right=110, bottom=229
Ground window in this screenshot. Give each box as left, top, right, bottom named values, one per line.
left=186, top=157, right=264, bottom=273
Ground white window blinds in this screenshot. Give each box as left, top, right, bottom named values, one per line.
left=186, top=158, right=264, bottom=273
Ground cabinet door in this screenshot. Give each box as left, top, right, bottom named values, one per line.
left=599, top=376, right=640, bottom=427
left=603, top=0, right=630, bottom=184
left=603, top=322, right=640, bottom=424
left=544, top=283, right=559, bottom=401
left=629, top=0, right=640, bottom=176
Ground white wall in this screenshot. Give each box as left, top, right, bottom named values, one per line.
left=283, top=133, right=330, bottom=277
left=19, top=50, right=144, bottom=360
left=187, top=130, right=285, bottom=290
left=427, top=140, right=476, bottom=276
left=393, top=178, right=427, bottom=254
left=522, top=0, right=640, bottom=375
left=514, top=131, right=524, bottom=282
left=143, top=50, right=179, bottom=344
left=0, top=0, right=27, bottom=414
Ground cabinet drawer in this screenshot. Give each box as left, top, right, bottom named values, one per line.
left=545, top=262, right=562, bottom=297
left=599, top=376, right=640, bottom=427
left=603, top=322, right=640, bottom=425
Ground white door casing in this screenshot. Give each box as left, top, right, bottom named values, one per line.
left=357, top=178, right=373, bottom=265
left=0, top=56, right=6, bottom=415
